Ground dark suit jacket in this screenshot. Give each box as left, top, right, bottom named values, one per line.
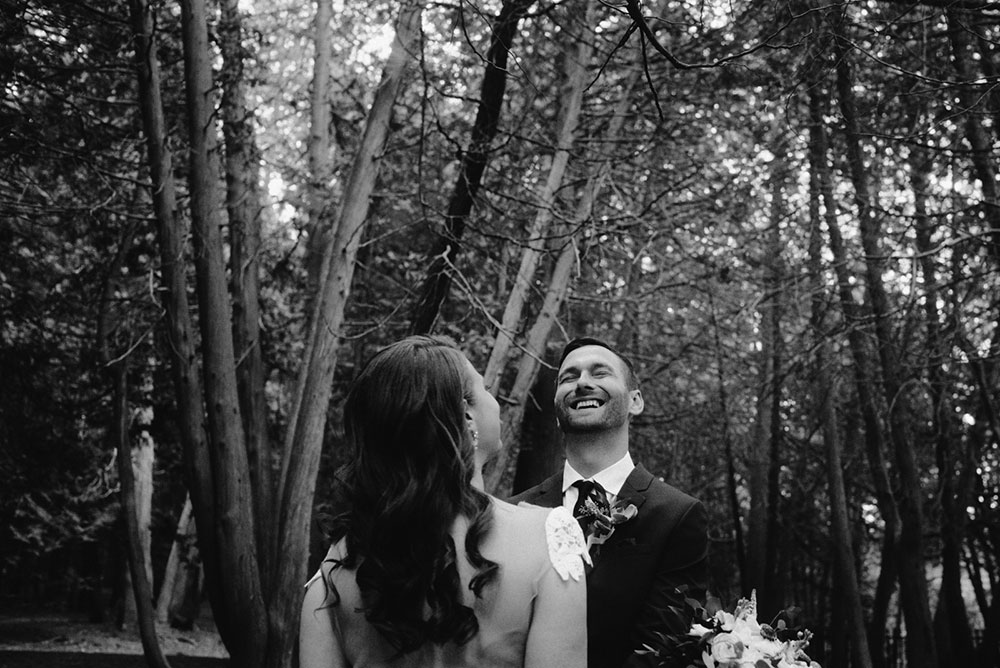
left=509, top=464, right=708, bottom=668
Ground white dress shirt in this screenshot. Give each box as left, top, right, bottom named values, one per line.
left=561, top=452, right=635, bottom=512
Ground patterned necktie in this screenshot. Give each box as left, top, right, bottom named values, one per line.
left=572, top=479, right=610, bottom=535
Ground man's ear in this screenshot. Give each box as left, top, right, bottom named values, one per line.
left=628, top=390, right=644, bottom=416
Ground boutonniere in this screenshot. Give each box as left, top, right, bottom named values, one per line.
left=582, top=497, right=638, bottom=547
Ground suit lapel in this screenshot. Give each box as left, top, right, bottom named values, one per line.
left=615, top=463, right=652, bottom=512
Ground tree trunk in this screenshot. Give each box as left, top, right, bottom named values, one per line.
left=168, top=516, right=203, bottom=630
left=747, top=137, right=784, bottom=612
left=481, top=0, right=594, bottom=393
left=128, top=0, right=228, bottom=643
left=710, top=294, right=747, bottom=591
left=832, top=12, right=938, bottom=666
left=305, top=0, right=335, bottom=290
left=269, top=4, right=425, bottom=666
left=807, top=89, right=872, bottom=668
left=179, top=2, right=267, bottom=664
left=764, top=141, right=785, bottom=616
left=973, top=28, right=1000, bottom=144
left=132, top=417, right=156, bottom=594
left=156, top=495, right=193, bottom=623
left=910, top=144, right=975, bottom=665
left=94, top=142, right=170, bottom=667
left=409, top=0, right=537, bottom=334
left=954, top=296, right=1000, bottom=668
left=112, top=361, right=172, bottom=668
left=488, top=50, right=643, bottom=496
left=946, top=9, right=1000, bottom=276
left=809, top=62, right=898, bottom=667
left=218, top=0, right=272, bottom=592
left=485, top=234, right=577, bottom=495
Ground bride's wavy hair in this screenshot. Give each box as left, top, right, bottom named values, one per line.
left=327, top=335, right=499, bottom=654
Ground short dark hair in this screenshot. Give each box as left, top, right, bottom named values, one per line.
left=557, top=337, right=638, bottom=390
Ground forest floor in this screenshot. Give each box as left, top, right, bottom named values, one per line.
left=0, top=607, right=229, bottom=667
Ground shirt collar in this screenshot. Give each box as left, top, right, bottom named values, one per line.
left=562, top=452, right=635, bottom=496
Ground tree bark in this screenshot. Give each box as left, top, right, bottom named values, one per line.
left=179, top=0, right=267, bottom=663
left=132, top=417, right=156, bottom=594
left=709, top=294, right=747, bottom=590
left=910, top=144, right=976, bottom=665
left=218, top=0, right=272, bottom=592
left=409, top=0, right=537, bottom=334
left=156, top=495, right=193, bottom=624
left=305, top=0, right=335, bottom=290
left=485, top=235, right=577, bottom=495
left=113, top=361, right=173, bottom=668
left=129, top=0, right=228, bottom=644
left=269, top=3, right=425, bottom=666
left=809, top=58, right=898, bottom=666
left=95, top=177, right=170, bottom=666
left=481, top=0, right=593, bottom=393
left=168, top=517, right=203, bottom=630
left=807, top=87, right=873, bottom=668
left=487, top=56, right=642, bottom=495
left=832, top=11, right=937, bottom=667
left=946, top=9, right=1000, bottom=276
left=747, top=133, right=785, bottom=613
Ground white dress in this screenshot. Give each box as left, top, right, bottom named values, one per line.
left=301, top=499, right=588, bottom=668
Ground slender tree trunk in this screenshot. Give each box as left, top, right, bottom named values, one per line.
left=129, top=0, right=228, bottom=644
left=709, top=294, right=747, bottom=590
left=120, top=419, right=156, bottom=632
left=910, top=145, right=975, bottom=664
left=132, top=417, right=156, bottom=593
left=810, top=68, right=897, bottom=667
left=218, top=0, right=272, bottom=592
left=156, top=495, right=193, bottom=623
left=113, top=361, right=173, bottom=668
left=485, top=235, right=577, bottom=495
left=745, top=280, right=774, bottom=602
left=95, top=195, right=170, bottom=666
left=832, top=12, right=937, bottom=666
left=954, top=298, right=1000, bottom=667
left=482, top=1, right=593, bottom=392
left=168, top=517, right=203, bottom=630
left=306, top=0, right=335, bottom=289
left=747, top=145, right=784, bottom=609
left=270, top=4, right=425, bottom=666
left=973, top=29, right=1000, bottom=143
left=488, top=54, right=642, bottom=495
left=179, top=2, right=267, bottom=664
left=764, top=143, right=785, bottom=615
left=409, top=0, right=537, bottom=334
left=807, top=91, right=873, bottom=668
left=946, top=9, right=1000, bottom=276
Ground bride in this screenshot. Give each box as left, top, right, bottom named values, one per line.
left=299, top=336, right=589, bottom=668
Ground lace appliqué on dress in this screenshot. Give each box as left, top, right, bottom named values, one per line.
left=545, top=506, right=592, bottom=582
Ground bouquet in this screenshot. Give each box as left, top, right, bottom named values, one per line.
left=638, top=590, right=821, bottom=668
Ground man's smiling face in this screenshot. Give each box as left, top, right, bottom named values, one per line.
left=554, top=345, right=642, bottom=434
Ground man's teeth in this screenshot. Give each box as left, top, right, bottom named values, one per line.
left=575, top=400, right=600, bottom=409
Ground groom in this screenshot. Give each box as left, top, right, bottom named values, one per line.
left=510, top=337, right=709, bottom=668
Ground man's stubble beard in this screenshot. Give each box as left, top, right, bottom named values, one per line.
left=556, top=396, right=630, bottom=435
